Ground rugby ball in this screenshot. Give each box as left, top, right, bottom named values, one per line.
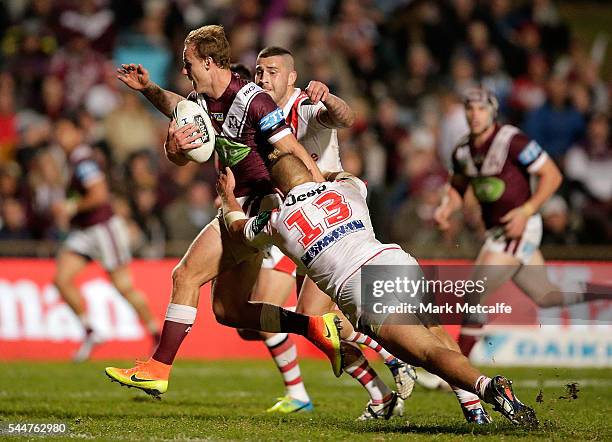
left=172, top=100, right=216, bottom=163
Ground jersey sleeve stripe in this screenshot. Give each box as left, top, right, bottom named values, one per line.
left=527, top=151, right=549, bottom=173
left=267, top=127, right=292, bottom=144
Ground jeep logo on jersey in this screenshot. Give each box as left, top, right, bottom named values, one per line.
left=193, top=115, right=210, bottom=143
left=285, top=184, right=327, bottom=206
left=227, top=115, right=239, bottom=130
left=472, top=176, right=506, bottom=203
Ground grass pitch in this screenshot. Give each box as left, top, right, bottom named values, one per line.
left=0, top=360, right=610, bottom=441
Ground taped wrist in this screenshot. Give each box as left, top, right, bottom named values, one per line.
left=224, top=210, right=247, bottom=229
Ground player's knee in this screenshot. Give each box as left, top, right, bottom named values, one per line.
left=237, top=328, right=265, bottom=341
left=171, top=262, right=200, bottom=290
left=212, top=298, right=239, bottom=327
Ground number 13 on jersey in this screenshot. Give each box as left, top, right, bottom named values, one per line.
left=284, top=190, right=352, bottom=247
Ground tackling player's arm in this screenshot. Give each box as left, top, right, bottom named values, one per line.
left=216, top=167, right=248, bottom=240
left=216, top=168, right=276, bottom=248
left=501, top=142, right=562, bottom=238
left=305, top=81, right=355, bottom=128
left=117, top=64, right=184, bottom=118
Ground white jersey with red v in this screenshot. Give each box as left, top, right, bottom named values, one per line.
left=244, top=176, right=395, bottom=297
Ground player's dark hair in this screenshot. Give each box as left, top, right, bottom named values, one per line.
left=257, top=46, right=293, bottom=60
left=230, top=63, right=252, bottom=81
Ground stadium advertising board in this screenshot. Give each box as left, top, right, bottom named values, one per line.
left=0, top=259, right=610, bottom=366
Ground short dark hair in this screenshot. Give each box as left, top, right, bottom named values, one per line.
left=257, top=46, right=293, bottom=60
left=230, top=63, right=252, bottom=81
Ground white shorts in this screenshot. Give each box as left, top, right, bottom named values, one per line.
left=63, top=215, right=131, bottom=271
left=336, top=247, right=423, bottom=332
left=262, top=246, right=297, bottom=276
left=481, top=214, right=542, bottom=265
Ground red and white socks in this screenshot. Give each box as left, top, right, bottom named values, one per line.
left=265, top=333, right=310, bottom=403
left=344, top=331, right=395, bottom=364
left=344, top=344, right=393, bottom=405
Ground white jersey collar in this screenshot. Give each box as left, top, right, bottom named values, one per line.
left=282, top=88, right=302, bottom=119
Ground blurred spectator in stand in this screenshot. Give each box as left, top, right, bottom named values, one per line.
left=392, top=43, right=438, bottom=109
left=39, top=75, right=65, bottom=121
left=463, top=20, right=492, bottom=68
left=564, top=114, right=612, bottom=244
left=508, top=53, right=548, bottom=123
left=373, top=97, right=409, bottom=184
left=49, top=35, right=108, bottom=111
left=480, top=48, right=512, bottom=112
left=15, top=113, right=52, bottom=172
left=0, top=73, right=18, bottom=163
left=293, top=25, right=356, bottom=99
left=0, top=198, right=31, bottom=240
left=125, top=150, right=157, bottom=189
left=523, top=74, right=585, bottom=160
left=130, top=186, right=166, bottom=258
left=104, top=90, right=159, bottom=163
left=163, top=180, right=215, bottom=241
left=540, top=195, right=577, bottom=245
left=84, top=64, right=121, bottom=120
left=113, top=2, right=171, bottom=89
left=438, top=90, right=469, bottom=168
left=0, top=161, right=23, bottom=200
left=448, top=53, right=477, bottom=96
left=25, top=148, right=65, bottom=239
left=57, top=0, right=115, bottom=54
left=333, top=0, right=380, bottom=94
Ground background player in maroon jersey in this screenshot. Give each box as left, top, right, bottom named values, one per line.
left=52, top=116, right=159, bottom=362
left=106, top=25, right=343, bottom=396
left=434, top=88, right=608, bottom=359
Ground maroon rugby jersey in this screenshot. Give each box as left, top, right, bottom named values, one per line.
left=67, top=145, right=113, bottom=228
left=450, top=124, right=548, bottom=229
left=188, top=73, right=292, bottom=198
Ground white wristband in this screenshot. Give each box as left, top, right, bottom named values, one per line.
left=224, top=210, right=247, bottom=228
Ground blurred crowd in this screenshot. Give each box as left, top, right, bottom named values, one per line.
left=0, top=0, right=610, bottom=258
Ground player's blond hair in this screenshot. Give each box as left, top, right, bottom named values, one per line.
left=185, top=25, right=231, bottom=69
left=269, top=151, right=313, bottom=194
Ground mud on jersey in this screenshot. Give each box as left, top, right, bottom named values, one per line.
left=450, top=124, right=548, bottom=228
left=188, top=73, right=292, bottom=198
left=243, top=176, right=392, bottom=299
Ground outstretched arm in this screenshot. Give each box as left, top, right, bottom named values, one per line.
left=305, top=81, right=355, bottom=128
left=117, top=64, right=184, bottom=118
